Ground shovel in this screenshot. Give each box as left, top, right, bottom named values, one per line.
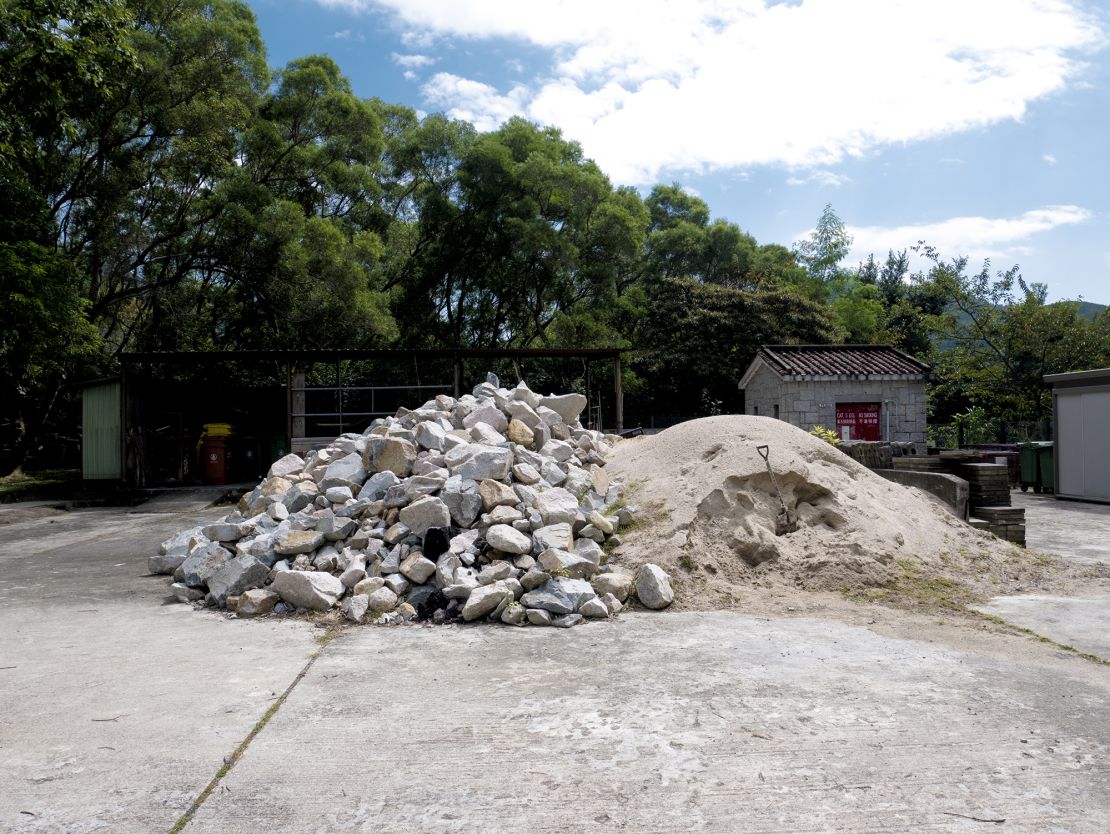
left=756, top=444, right=797, bottom=535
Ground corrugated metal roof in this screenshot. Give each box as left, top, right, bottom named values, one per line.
left=758, top=345, right=930, bottom=378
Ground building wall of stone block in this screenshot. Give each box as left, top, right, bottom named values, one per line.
left=743, top=365, right=927, bottom=443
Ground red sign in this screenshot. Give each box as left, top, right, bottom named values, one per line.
left=836, top=402, right=881, bottom=441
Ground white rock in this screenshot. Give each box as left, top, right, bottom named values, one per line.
left=462, top=581, right=514, bottom=621
left=268, top=453, right=306, bottom=479
left=533, top=488, right=580, bottom=525
left=486, top=524, right=532, bottom=555
left=579, top=597, right=610, bottom=618
left=398, top=496, right=451, bottom=537
left=635, top=563, right=674, bottom=610
left=400, top=553, right=436, bottom=584
left=271, top=570, right=345, bottom=611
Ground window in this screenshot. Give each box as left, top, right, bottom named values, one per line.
left=753, top=405, right=759, bottom=415
left=773, top=404, right=779, bottom=419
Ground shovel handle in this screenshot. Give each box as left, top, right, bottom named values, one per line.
left=756, top=445, right=770, bottom=462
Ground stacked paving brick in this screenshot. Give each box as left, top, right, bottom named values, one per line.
left=150, top=374, right=675, bottom=627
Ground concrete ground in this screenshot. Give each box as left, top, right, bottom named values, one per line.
left=1, top=494, right=1109, bottom=833
left=974, top=490, right=1110, bottom=658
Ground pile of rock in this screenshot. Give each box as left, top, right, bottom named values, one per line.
left=151, top=374, right=674, bottom=627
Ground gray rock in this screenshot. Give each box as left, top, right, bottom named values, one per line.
left=380, top=546, right=402, bottom=574
left=321, top=452, right=367, bottom=491
left=398, top=496, right=451, bottom=537
left=236, top=588, right=279, bottom=616
left=343, top=594, right=370, bottom=623
left=443, top=488, right=483, bottom=528
left=383, top=523, right=410, bottom=546
left=149, top=549, right=189, bottom=575
left=325, top=485, right=353, bottom=504
left=533, top=523, right=573, bottom=552
left=574, top=537, right=605, bottom=569
left=170, top=582, right=205, bottom=603
left=600, top=593, right=623, bottom=615
left=485, top=524, right=532, bottom=555
left=207, top=555, right=270, bottom=605
left=202, top=522, right=243, bottom=543
left=400, top=553, right=436, bottom=584
left=538, top=548, right=596, bottom=579
left=180, top=543, right=233, bottom=588
left=268, top=453, right=305, bottom=479
left=271, top=570, right=345, bottom=611
left=353, top=576, right=385, bottom=595
left=635, top=563, right=674, bottom=610
left=520, top=568, right=550, bottom=591
left=591, top=571, right=632, bottom=601
left=512, top=463, right=541, bottom=485
left=526, top=608, right=553, bottom=626
left=551, top=576, right=597, bottom=611
left=579, top=597, right=610, bottom=618
left=501, top=603, right=526, bottom=625
left=478, top=560, right=514, bottom=584
left=462, top=403, right=508, bottom=433
left=414, top=421, right=447, bottom=452
left=274, top=529, right=324, bottom=556
left=539, top=393, right=587, bottom=424
left=462, top=581, right=514, bottom=621
left=551, top=613, right=585, bottom=628
left=533, top=488, right=580, bottom=525
left=540, top=439, right=574, bottom=462
left=319, top=515, right=357, bottom=542
left=586, top=510, right=615, bottom=535
left=366, top=586, right=399, bottom=613
left=357, top=470, right=400, bottom=502
left=455, top=445, right=514, bottom=481
left=383, top=573, right=410, bottom=595
left=267, top=502, right=289, bottom=521
left=520, top=580, right=575, bottom=615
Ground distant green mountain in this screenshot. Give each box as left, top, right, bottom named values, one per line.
left=1075, top=301, right=1107, bottom=320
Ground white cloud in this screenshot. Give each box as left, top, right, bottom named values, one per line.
left=316, top=0, right=1105, bottom=184
left=392, top=52, right=435, bottom=68
left=837, top=205, right=1092, bottom=266
left=331, top=29, right=365, bottom=41
left=786, top=170, right=851, bottom=188
left=1043, top=153, right=1058, bottom=165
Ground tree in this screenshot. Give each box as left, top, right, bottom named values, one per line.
left=793, top=203, right=852, bottom=293
left=915, top=247, right=1110, bottom=429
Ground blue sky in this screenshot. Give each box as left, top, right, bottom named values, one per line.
left=248, top=0, right=1110, bottom=304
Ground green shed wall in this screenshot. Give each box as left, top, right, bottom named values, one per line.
left=82, top=381, right=122, bottom=480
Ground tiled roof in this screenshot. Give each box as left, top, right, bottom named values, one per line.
left=757, top=345, right=930, bottom=378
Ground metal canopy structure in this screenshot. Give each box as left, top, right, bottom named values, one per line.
left=119, top=347, right=626, bottom=464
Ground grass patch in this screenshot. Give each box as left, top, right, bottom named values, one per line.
left=975, top=612, right=1110, bottom=667
left=0, top=468, right=80, bottom=502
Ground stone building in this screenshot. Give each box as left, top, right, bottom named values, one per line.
left=739, top=345, right=930, bottom=443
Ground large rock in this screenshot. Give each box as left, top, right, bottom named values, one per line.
left=462, top=581, right=514, bottom=621
left=533, top=523, right=573, bottom=552
left=357, top=470, right=400, bottom=502
left=321, top=452, right=367, bottom=491
left=268, top=453, right=305, bottom=479
left=455, top=445, right=513, bottom=481
left=274, top=529, right=324, bottom=556
left=538, top=548, right=596, bottom=579
left=519, top=580, right=575, bottom=615
left=635, top=563, right=674, bottom=610
left=462, top=403, right=508, bottom=433
left=486, top=524, right=532, bottom=555
left=207, top=554, right=270, bottom=605
left=442, top=479, right=483, bottom=527
left=591, top=571, right=632, bottom=602
left=271, top=570, right=345, bottom=611
left=506, top=419, right=534, bottom=447
left=373, top=437, right=417, bottom=477
left=414, top=421, right=447, bottom=452
left=235, top=588, right=279, bottom=616
left=400, top=553, right=437, bottom=584
left=539, top=393, right=587, bottom=424
left=180, top=543, right=233, bottom=588
left=478, top=479, right=517, bottom=511
left=533, top=488, right=580, bottom=525
left=398, top=496, right=451, bottom=537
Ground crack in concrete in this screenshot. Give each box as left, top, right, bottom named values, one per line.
left=167, top=639, right=330, bottom=833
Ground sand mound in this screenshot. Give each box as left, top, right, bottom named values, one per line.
left=606, top=416, right=1047, bottom=609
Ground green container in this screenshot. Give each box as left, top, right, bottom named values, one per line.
left=1018, top=442, right=1054, bottom=492
left=1037, top=442, right=1055, bottom=492
left=1018, top=443, right=1039, bottom=486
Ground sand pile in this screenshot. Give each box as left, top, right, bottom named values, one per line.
left=605, top=416, right=1047, bottom=609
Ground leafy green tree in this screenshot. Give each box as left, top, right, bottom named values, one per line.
left=793, top=203, right=852, bottom=294
left=915, top=247, right=1109, bottom=428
